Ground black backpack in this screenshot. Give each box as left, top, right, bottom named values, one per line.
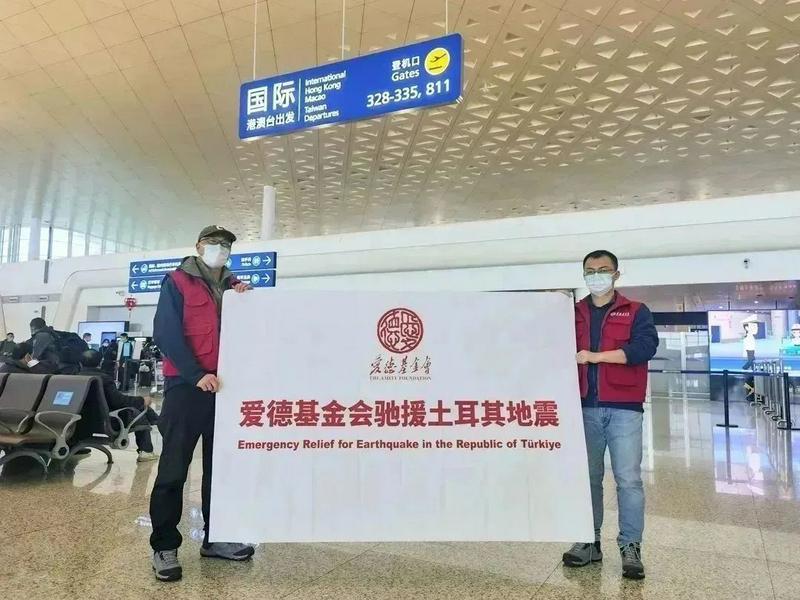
left=51, top=329, right=89, bottom=365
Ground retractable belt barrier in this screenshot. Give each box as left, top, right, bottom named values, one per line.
left=649, top=366, right=799, bottom=431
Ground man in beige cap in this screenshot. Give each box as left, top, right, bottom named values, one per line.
left=149, top=225, right=253, bottom=582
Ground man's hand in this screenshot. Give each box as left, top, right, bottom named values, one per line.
left=233, top=282, right=252, bottom=293
left=576, top=349, right=628, bottom=365
left=196, top=373, right=220, bottom=392
left=143, top=396, right=153, bottom=408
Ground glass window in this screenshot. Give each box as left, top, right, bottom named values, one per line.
left=104, top=239, right=116, bottom=254
left=0, top=227, right=8, bottom=263
left=18, top=227, right=30, bottom=262
left=89, top=236, right=102, bottom=256
left=51, top=228, right=69, bottom=259
left=40, top=228, right=50, bottom=259
left=71, top=232, right=86, bottom=257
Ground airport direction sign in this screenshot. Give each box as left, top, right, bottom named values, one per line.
left=239, top=33, right=463, bottom=139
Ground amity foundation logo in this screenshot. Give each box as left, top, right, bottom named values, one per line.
left=370, top=308, right=432, bottom=381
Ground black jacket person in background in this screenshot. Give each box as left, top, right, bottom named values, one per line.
left=80, top=350, right=159, bottom=462
left=0, top=333, right=16, bottom=357
left=0, top=342, right=58, bottom=375
left=28, top=318, right=59, bottom=365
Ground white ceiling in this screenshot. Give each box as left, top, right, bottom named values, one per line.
left=1, top=0, right=799, bottom=249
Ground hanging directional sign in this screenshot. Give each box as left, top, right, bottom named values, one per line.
left=226, top=252, right=277, bottom=271
left=232, top=270, right=275, bottom=288
left=129, top=259, right=183, bottom=277
left=128, top=277, right=165, bottom=294
left=128, top=253, right=278, bottom=294
left=239, top=33, right=463, bottom=140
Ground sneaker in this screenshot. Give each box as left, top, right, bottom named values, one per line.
left=620, top=543, right=645, bottom=580
left=562, top=542, right=603, bottom=567
left=200, top=542, right=255, bottom=561
left=152, top=549, right=182, bottom=582
left=137, top=451, right=159, bottom=463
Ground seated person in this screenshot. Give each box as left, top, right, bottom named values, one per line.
left=0, top=342, right=58, bottom=374
left=80, top=350, right=160, bottom=463
left=58, top=347, right=82, bottom=375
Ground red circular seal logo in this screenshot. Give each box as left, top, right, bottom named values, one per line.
left=377, top=308, right=424, bottom=354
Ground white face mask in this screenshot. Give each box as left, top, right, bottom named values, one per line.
left=584, top=272, right=615, bottom=295
left=200, top=243, right=230, bottom=269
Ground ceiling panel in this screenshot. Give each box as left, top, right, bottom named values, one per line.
left=0, top=0, right=799, bottom=250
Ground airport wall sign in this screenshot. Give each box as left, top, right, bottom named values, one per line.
left=128, top=253, right=278, bottom=294
left=238, top=33, right=463, bottom=140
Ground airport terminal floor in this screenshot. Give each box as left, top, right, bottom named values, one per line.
left=2, top=390, right=798, bottom=600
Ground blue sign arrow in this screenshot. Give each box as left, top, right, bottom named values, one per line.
left=226, top=252, right=277, bottom=271
left=130, top=259, right=182, bottom=277
left=239, top=33, right=463, bottom=139
left=128, top=277, right=165, bottom=294
left=232, top=269, right=276, bottom=288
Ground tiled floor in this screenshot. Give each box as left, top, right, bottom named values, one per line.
left=1, top=395, right=798, bottom=600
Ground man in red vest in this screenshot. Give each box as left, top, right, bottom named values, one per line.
left=149, top=225, right=254, bottom=582
left=562, top=250, right=659, bottom=580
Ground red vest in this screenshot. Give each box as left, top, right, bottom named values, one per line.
left=575, top=293, right=648, bottom=404
left=162, top=269, right=235, bottom=378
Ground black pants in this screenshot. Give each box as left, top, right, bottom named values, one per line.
left=742, top=350, right=756, bottom=370
left=149, top=384, right=215, bottom=551
left=134, top=407, right=160, bottom=453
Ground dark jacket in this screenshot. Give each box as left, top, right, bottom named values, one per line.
left=119, top=340, right=135, bottom=360
left=29, top=327, right=60, bottom=364
left=0, top=340, right=16, bottom=357
left=0, top=357, right=58, bottom=375
left=100, top=344, right=117, bottom=374
left=576, top=292, right=659, bottom=405
left=154, top=257, right=239, bottom=388
left=58, top=362, right=82, bottom=376
left=81, top=366, right=145, bottom=412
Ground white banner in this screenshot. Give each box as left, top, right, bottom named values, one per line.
left=209, top=291, right=593, bottom=543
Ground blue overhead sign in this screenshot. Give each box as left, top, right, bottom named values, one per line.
left=128, top=277, right=165, bottom=294
left=239, top=33, right=463, bottom=139
left=128, top=253, right=278, bottom=294
left=129, top=259, right=182, bottom=277
left=226, top=252, right=277, bottom=271
left=233, top=270, right=275, bottom=288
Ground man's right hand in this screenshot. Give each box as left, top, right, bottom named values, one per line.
left=196, top=373, right=219, bottom=393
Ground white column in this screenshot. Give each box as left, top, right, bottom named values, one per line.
left=261, top=185, right=276, bottom=241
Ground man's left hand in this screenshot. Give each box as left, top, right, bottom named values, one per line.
left=233, top=282, right=252, bottom=293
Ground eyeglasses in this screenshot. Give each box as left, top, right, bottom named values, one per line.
left=584, top=268, right=616, bottom=275
left=201, top=238, right=232, bottom=249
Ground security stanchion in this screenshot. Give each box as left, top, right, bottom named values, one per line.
left=716, top=370, right=739, bottom=429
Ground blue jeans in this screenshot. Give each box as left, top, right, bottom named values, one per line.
left=582, top=406, right=644, bottom=546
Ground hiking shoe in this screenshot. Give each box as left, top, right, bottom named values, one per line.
left=152, top=549, right=182, bottom=582
left=137, top=451, right=159, bottom=463
left=620, top=543, right=645, bottom=580
left=562, top=542, right=603, bottom=567
left=200, top=542, right=255, bottom=561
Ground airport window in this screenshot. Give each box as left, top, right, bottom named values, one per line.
left=71, top=232, right=86, bottom=257
left=51, top=228, right=69, bottom=260
left=40, top=228, right=50, bottom=259
left=89, top=236, right=102, bottom=256
left=0, top=227, right=8, bottom=263
left=18, top=227, right=30, bottom=262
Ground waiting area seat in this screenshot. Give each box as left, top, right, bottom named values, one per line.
left=0, top=374, right=154, bottom=473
